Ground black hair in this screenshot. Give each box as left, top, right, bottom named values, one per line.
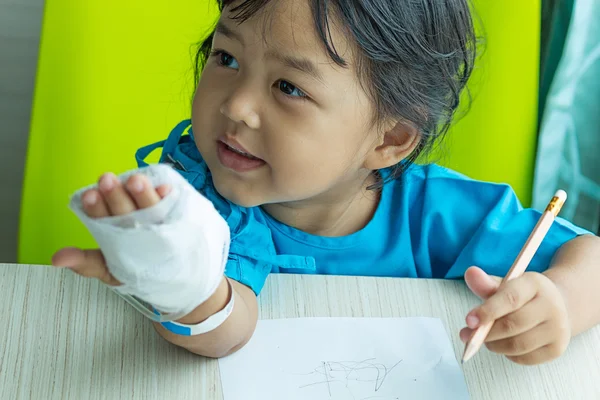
left=193, top=0, right=479, bottom=186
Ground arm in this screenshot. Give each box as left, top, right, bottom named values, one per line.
left=153, top=277, right=258, bottom=358
left=543, top=234, right=600, bottom=336
left=58, top=157, right=268, bottom=359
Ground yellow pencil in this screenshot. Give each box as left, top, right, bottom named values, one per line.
left=461, top=189, right=568, bottom=363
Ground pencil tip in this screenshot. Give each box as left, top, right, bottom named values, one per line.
left=462, top=350, right=474, bottom=364
left=461, top=346, right=474, bottom=364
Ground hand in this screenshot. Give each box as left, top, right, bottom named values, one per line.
left=460, top=266, right=571, bottom=365
left=52, top=172, right=171, bottom=285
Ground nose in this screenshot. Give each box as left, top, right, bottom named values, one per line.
left=220, top=84, right=261, bottom=130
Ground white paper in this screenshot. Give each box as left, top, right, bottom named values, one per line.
left=218, top=317, right=469, bottom=400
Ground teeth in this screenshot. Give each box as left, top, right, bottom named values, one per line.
left=226, top=143, right=258, bottom=159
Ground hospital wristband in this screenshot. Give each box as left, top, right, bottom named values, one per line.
left=153, top=279, right=235, bottom=336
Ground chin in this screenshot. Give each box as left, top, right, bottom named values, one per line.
left=211, top=178, right=264, bottom=208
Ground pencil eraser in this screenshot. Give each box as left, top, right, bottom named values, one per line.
left=554, top=189, right=567, bottom=202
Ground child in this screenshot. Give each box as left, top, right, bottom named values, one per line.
left=52, top=0, right=600, bottom=365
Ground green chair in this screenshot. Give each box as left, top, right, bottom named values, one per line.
left=437, top=0, right=541, bottom=202
left=18, top=0, right=541, bottom=265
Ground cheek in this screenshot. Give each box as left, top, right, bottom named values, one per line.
left=191, top=72, right=225, bottom=145
left=193, top=66, right=231, bottom=113
left=193, top=75, right=216, bottom=115
left=265, top=125, right=364, bottom=189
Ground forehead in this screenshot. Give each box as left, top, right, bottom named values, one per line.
left=220, top=0, right=353, bottom=66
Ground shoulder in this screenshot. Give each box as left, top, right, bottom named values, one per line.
left=388, top=163, right=520, bottom=210
left=402, top=163, right=509, bottom=190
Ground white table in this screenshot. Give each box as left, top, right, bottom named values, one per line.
left=1, top=264, right=599, bottom=399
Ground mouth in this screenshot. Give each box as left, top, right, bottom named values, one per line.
left=216, top=137, right=266, bottom=172
left=219, top=139, right=261, bottom=160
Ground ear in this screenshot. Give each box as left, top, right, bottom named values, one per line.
left=363, top=121, right=420, bottom=170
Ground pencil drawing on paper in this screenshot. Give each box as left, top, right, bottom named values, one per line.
left=217, top=318, right=471, bottom=399
left=289, top=358, right=403, bottom=399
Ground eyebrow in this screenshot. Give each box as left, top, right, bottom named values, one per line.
left=215, top=21, right=325, bottom=83
left=266, top=51, right=325, bottom=83
left=215, top=21, right=245, bottom=44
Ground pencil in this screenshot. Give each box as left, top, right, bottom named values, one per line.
left=461, top=189, right=568, bottom=363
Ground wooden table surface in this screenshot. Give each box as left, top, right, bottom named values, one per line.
left=2, top=264, right=599, bottom=399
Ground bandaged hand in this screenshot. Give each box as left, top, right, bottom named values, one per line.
left=52, top=164, right=230, bottom=318
left=460, top=266, right=571, bottom=365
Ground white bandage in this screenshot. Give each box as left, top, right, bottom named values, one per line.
left=68, top=164, right=230, bottom=318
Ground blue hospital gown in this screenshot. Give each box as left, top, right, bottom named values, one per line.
left=135, top=120, right=590, bottom=295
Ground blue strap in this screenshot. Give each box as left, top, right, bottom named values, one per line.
left=135, top=119, right=193, bottom=167
left=162, top=119, right=193, bottom=158
left=135, top=140, right=165, bottom=167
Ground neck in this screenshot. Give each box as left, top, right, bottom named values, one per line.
left=261, top=173, right=381, bottom=237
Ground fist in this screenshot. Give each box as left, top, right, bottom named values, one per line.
left=460, top=266, right=571, bottom=365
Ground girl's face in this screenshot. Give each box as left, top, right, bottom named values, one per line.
left=192, top=0, right=383, bottom=208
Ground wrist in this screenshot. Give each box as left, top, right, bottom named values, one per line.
left=543, top=267, right=574, bottom=334
left=153, top=276, right=235, bottom=337
left=177, top=276, right=231, bottom=325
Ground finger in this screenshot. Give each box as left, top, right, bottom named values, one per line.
left=98, top=172, right=137, bottom=215
left=460, top=327, right=473, bottom=343
left=52, top=247, right=120, bottom=286
left=467, top=275, right=538, bottom=328
left=52, top=246, right=83, bottom=267
left=464, top=266, right=502, bottom=300
left=506, top=342, right=567, bottom=366
left=81, top=189, right=110, bottom=218
left=485, top=322, right=552, bottom=356
left=484, top=296, right=549, bottom=342
left=125, top=174, right=161, bottom=209
left=156, top=184, right=172, bottom=198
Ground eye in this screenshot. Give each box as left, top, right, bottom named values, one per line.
left=278, top=80, right=307, bottom=98
left=212, top=50, right=239, bottom=70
